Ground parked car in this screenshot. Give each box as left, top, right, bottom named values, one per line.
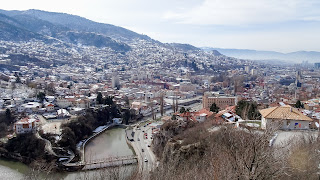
left=137, top=138, right=140, bottom=141
left=144, top=157, right=148, bottom=162
left=142, top=149, right=144, bottom=152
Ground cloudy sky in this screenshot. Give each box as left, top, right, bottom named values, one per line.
left=2, top=0, right=320, bottom=52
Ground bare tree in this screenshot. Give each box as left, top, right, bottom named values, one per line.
left=151, top=122, right=288, bottom=180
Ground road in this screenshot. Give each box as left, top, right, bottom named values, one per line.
left=35, top=132, right=57, bottom=156
left=130, top=121, right=162, bottom=178
left=129, top=98, right=200, bottom=177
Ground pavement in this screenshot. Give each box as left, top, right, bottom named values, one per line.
left=273, top=130, right=318, bottom=146
left=35, top=132, right=57, bottom=156
left=36, top=114, right=63, bottom=135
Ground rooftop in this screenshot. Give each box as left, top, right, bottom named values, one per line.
left=259, top=105, right=312, bottom=121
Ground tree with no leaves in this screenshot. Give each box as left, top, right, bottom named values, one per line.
left=151, top=121, right=291, bottom=180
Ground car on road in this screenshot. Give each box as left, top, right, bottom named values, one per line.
left=137, top=138, right=140, bottom=141
left=142, top=149, right=144, bottom=152
left=144, top=157, right=148, bottom=162
left=142, top=130, right=144, bottom=132
left=147, top=144, right=151, bottom=147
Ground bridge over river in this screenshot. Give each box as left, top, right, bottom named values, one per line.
left=63, top=155, right=138, bottom=171
left=62, top=127, right=137, bottom=172
left=82, top=155, right=138, bottom=170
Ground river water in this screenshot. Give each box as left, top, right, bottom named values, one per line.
left=0, top=127, right=136, bottom=180
left=84, top=127, right=135, bottom=161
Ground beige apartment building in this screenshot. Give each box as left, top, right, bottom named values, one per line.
left=202, top=92, right=238, bottom=110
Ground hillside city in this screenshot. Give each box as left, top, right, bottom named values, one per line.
left=0, top=9, right=320, bottom=180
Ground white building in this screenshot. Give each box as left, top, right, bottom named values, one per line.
left=56, top=97, right=72, bottom=109
left=112, top=72, right=120, bottom=89
left=260, top=105, right=312, bottom=130
left=18, top=102, right=42, bottom=114
left=44, top=103, right=55, bottom=112
left=14, top=117, right=37, bottom=134
left=57, top=109, right=71, bottom=118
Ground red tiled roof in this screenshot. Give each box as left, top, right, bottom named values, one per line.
left=180, top=112, right=192, bottom=117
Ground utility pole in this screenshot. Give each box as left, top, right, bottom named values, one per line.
left=175, top=93, right=178, bottom=113
left=172, top=97, right=176, bottom=113
left=151, top=103, right=155, bottom=120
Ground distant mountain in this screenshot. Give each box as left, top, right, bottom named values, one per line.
left=201, top=47, right=320, bottom=63
left=8, top=14, right=70, bottom=37
left=55, top=31, right=131, bottom=51
left=0, top=9, right=152, bottom=43
left=168, top=43, right=200, bottom=52
left=0, top=20, right=44, bottom=42
left=0, top=10, right=132, bottom=52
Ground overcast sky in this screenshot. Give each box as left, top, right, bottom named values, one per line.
left=2, top=0, right=320, bottom=52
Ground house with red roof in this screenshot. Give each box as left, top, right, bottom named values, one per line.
left=178, top=108, right=214, bottom=122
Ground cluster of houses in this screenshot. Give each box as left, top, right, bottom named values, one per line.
left=169, top=97, right=315, bottom=131
left=2, top=94, right=96, bottom=118
left=2, top=95, right=96, bottom=135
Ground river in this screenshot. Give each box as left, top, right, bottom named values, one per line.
left=84, top=126, right=135, bottom=160
left=0, top=127, right=136, bottom=180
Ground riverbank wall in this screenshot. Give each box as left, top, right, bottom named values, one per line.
left=80, top=124, right=118, bottom=163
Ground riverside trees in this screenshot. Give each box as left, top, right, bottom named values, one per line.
left=59, top=104, right=121, bottom=152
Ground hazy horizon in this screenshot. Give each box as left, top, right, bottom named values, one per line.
left=2, top=0, right=320, bottom=53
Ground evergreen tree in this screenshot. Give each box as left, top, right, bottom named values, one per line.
left=123, top=109, right=130, bottom=125
left=37, top=92, right=46, bottom=103
left=97, top=92, right=103, bottom=104
left=180, top=107, right=186, bottom=113
left=104, top=96, right=114, bottom=105
left=5, top=108, right=13, bottom=124
left=124, top=96, right=129, bottom=106
left=236, top=100, right=261, bottom=120
left=294, top=100, right=304, bottom=108
left=210, top=103, right=220, bottom=113
left=15, top=75, right=21, bottom=83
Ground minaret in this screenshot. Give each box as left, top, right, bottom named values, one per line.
left=295, top=70, right=301, bottom=100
